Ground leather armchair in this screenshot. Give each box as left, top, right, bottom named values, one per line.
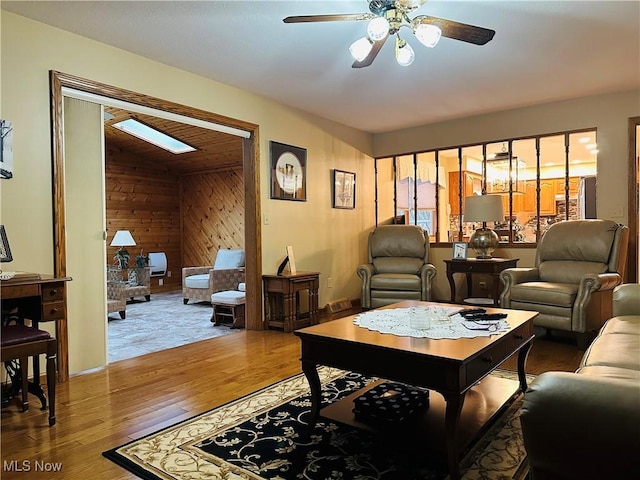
left=357, top=225, right=436, bottom=309
left=500, top=220, right=628, bottom=347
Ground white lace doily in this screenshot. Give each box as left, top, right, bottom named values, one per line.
left=353, top=306, right=511, bottom=339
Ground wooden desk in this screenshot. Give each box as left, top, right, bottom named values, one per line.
left=1, top=275, right=72, bottom=382
left=444, top=258, right=518, bottom=306
left=263, top=272, right=320, bottom=332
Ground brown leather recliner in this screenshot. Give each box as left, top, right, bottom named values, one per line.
left=357, top=225, right=436, bottom=309
left=500, top=219, right=629, bottom=347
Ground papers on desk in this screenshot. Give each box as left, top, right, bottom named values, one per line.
left=0, top=271, right=42, bottom=281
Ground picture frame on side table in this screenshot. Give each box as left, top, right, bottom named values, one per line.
left=452, top=242, right=468, bottom=260
left=270, top=141, right=307, bottom=201
left=332, top=169, right=356, bottom=209
left=0, top=225, right=13, bottom=262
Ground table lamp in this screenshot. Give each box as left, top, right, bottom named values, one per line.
left=110, top=230, right=136, bottom=268
left=464, top=195, right=504, bottom=259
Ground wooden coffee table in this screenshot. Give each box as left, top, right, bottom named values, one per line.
left=294, top=300, right=536, bottom=480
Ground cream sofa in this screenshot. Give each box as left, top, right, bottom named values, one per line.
left=520, top=283, right=640, bottom=479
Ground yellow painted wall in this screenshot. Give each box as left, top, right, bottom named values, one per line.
left=0, top=12, right=375, bottom=374
left=1, top=11, right=638, bottom=374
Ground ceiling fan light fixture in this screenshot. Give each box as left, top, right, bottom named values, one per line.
left=367, top=16, right=389, bottom=41
left=414, top=23, right=442, bottom=48
left=395, top=38, right=414, bottom=66
left=349, top=36, right=374, bottom=61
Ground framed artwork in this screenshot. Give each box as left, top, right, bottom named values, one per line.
left=1, top=120, right=14, bottom=180
left=270, top=141, right=307, bottom=201
left=0, top=225, right=13, bottom=262
left=452, top=242, right=468, bottom=260
left=332, top=169, right=356, bottom=209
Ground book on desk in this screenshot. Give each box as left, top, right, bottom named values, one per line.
left=0, top=271, right=42, bottom=281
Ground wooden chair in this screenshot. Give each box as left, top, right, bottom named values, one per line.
left=1, top=324, right=57, bottom=426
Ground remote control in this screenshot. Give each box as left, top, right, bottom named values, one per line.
left=470, top=313, right=508, bottom=321
left=460, top=308, right=487, bottom=317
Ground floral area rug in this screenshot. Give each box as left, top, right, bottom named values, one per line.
left=108, top=291, right=241, bottom=362
left=103, top=368, right=530, bottom=480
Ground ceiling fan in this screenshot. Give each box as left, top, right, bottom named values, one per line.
left=283, top=0, right=495, bottom=68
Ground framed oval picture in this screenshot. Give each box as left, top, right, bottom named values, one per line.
left=270, top=141, right=307, bottom=201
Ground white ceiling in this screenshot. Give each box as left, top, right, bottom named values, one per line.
left=3, top=1, right=639, bottom=134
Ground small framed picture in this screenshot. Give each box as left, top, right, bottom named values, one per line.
left=452, top=242, right=468, bottom=260
left=332, top=169, right=356, bottom=209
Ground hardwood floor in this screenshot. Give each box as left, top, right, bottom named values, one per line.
left=1, top=325, right=583, bottom=480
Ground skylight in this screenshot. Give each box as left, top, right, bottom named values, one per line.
left=112, top=118, right=196, bottom=154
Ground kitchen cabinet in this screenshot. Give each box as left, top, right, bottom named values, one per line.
left=554, top=177, right=579, bottom=198
left=539, top=180, right=556, bottom=215
left=448, top=171, right=481, bottom=215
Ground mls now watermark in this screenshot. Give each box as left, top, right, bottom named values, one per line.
left=3, top=459, right=63, bottom=472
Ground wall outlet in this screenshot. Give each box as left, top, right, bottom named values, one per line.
left=159, top=278, right=164, bottom=286
left=327, top=277, right=333, bottom=288
left=479, top=281, right=487, bottom=290
left=167, top=271, right=171, bottom=278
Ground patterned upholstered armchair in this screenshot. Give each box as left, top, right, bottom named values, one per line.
left=182, top=249, right=245, bottom=305
left=107, top=271, right=127, bottom=319
left=107, top=266, right=151, bottom=302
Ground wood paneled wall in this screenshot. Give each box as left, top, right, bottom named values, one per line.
left=181, top=168, right=245, bottom=267
left=106, top=145, right=245, bottom=292
left=105, top=148, right=182, bottom=292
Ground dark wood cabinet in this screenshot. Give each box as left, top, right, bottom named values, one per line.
left=263, top=272, right=320, bottom=332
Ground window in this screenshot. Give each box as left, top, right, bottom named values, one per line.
left=112, top=118, right=196, bottom=154
left=375, top=128, right=597, bottom=245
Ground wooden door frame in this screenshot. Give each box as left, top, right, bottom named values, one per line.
left=50, top=71, right=264, bottom=329
left=628, top=116, right=639, bottom=283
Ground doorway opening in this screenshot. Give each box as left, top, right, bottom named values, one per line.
left=51, top=71, right=262, bottom=375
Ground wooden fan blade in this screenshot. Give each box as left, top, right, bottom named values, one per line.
left=416, top=16, right=495, bottom=45
left=283, top=13, right=376, bottom=23
left=352, top=34, right=389, bottom=69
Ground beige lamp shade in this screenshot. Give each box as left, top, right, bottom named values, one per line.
left=464, top=195, right=504, bottom=223
left=110, top=230, right=136, bottom=247
left=464, top=195, right=504, bottom=259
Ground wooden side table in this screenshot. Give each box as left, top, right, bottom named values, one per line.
left=263, top=272, right=320, bottom=332
left=444, top=258, right=518, bottom=306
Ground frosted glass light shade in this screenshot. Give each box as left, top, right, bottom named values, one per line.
left=414, top=24, right=442, bottom=48
left=396, top=41, right=415, bottom=66
left=349, top=37, right=374, bottom=61
left=367, top=17, right=389, bottom=41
